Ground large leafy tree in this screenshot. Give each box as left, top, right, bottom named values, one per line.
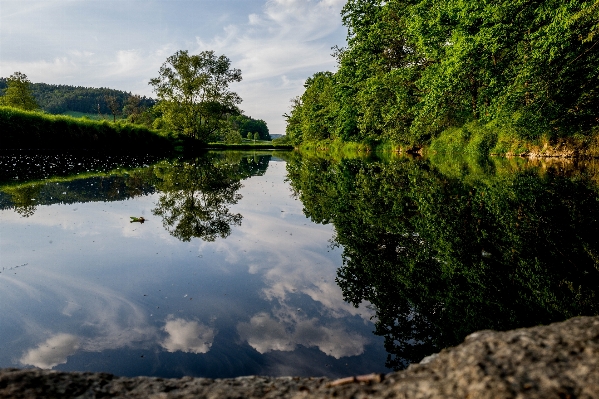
left=0, top=72, right=39, bottom=111
left=149, top=50, right=242, bottom=143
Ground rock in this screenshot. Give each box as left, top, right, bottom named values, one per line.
left=1, top=316, right=598, bottom=398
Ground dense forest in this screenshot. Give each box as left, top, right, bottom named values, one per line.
left=286, top=0, right=599, bottom=149
left=0, top=78, right=154, bottom=115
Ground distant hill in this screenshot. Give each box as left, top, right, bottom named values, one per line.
left=0, top=78, right=154, bottom=115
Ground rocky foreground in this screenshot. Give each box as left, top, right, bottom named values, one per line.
left=1, top=316, right=598, bottom=399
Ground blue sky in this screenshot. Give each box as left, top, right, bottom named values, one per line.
left=0, top=0, right=348, bottom=134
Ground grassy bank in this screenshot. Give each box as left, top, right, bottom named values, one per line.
left=297, top=139, right=373, bottom=156
left=429, top=122, right=599, bottom=159
left=293, top=122, right=599, bottom=159
left=0, top=106, right=175, bottom=153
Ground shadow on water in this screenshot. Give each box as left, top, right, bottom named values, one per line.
left=285, top=153, right=599, bottom=370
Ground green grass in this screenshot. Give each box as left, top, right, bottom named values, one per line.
left=60, top=111, right=115, bottom=121
left=0, top=106, right=175, bottom=153
left=429, top=121, right=599, bottom=158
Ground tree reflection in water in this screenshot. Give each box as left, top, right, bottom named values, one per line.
left=152, top=153, right=270, bottom=242
left=1, top=153, right=271, bottom=244
left=286, top=154, right=599, bottom=370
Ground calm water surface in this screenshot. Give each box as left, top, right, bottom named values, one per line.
left=0, top=152, right=386, bottom=378
left=1, top=151, right=598, bottom=377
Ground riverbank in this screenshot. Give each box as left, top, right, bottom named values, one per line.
left=429, top=122, right=599, bottom=159
left=295, top=124, right=599, bottom=160
left=0, top=107, right=174, bottom=154
left=1, top=315, right=597, bottom=398
left=206, top=142, right=294, bottom=150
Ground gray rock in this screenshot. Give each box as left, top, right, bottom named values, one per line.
left=1, top=315, right=598, bottom=398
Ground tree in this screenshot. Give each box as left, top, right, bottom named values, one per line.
left=123, top=94, right=156, bottom=127
left=149, top=50, right=242, bottom=143
left=223, top=126, right=243, bottom=144
left=253, top=132, right=260, bottom=141
left=104, top=95, right=121, bottom=122
left=0, top=72, right=39, bottom=111
left=229, top=114, right=271, bottom=140
left=246, top=131, right=253, bottom=140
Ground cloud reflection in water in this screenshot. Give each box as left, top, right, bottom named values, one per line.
left=161, top=317, right=216, bottom=354
left=237, top=308, right=368, bottom=359
left=20, top=333, right=80, bottom=369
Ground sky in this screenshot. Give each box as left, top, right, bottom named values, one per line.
left=0, top=0, right=348, bottom=135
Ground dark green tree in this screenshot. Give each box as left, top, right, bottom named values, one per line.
left=286, top=0, right=599, bottom=146
left=0, top=72, right=39, bottom=111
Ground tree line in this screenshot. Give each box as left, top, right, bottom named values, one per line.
left=0, top=76, right=154, bottom=116
left=285, top=0, right=599, bottom=148
left=1, top=50, right=271, bottom=146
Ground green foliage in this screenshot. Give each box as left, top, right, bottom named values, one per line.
left=149, top=50, right=242, bottom=143
left=285, top=72, right=337, bottom=144
left=229, top=114, right=270, bottom=140
left=0, top=106, right=173, bottom=152
left=253, top=132, right=260, bottom=141
left=0, top=77, right=155, bottom=115
left=287, top=0, right=599, bottom=148
left=272, top=135, right=292, bottom=146
left=222, top=125, right=243, bottom=144
left=0, top=72, right=39, bottom=111
left=286, top=153, right=599, bottom=369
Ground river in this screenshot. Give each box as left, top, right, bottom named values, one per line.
left=1, top=151, right=597, bottom=378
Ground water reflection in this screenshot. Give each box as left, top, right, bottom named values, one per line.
left=152, top=158, right=246, bottom=242
left=286, top=154, right=599, bottom=369
left=20, top=334, right=80, bottom=369
left=162, top=317, right=216, bottom=354
left=0, top=153, right=271, bottom=243
left=237, top=307, right=368, bottom=359
left=1, top=152, right=386, bottom=378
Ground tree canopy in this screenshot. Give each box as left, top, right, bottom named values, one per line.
left=150, top=50, right=243, bottom=143
left=286, top=0, right=599, bottom=146
left=0, top=72, right=39, bottom=111
left=228, top=114, right=270, bottom=140
left=0, top=78, right=155, bottom=116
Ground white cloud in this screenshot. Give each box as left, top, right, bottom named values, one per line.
left=20, top=333, right=80, bottom=369
left=248, top=13, right=262, bottom=26
left=162, top=317, right=216, bottom=354
left=237, top=307, right=368, bottom=359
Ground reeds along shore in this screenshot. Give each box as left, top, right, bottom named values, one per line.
left=0, top=106, right=174, bottom=153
